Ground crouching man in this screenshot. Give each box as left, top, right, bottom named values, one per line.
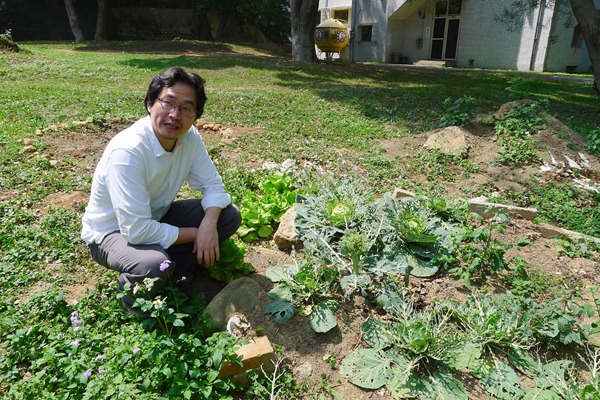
left=81, top=66, right=241, bottom=311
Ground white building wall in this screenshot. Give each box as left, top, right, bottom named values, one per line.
left=318, top=0, right=352, bottom=20
left=544, top=0, right=595, bottom=73
left=457, top=0, right=539, bottom=70
left=398, top=2, right=435, bottom=64
left=353, top=0, right=387, bottom=62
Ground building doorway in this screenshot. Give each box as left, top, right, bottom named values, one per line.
left=430, top=0, right=462, bottom=60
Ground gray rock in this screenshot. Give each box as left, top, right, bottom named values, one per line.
left=273, top=205, right=301, bottom=250
left=293, top=362, right=313, bottom=379
left=423, top=126, right=469, bottom=157
left=204, top=277, right=263, bottom=331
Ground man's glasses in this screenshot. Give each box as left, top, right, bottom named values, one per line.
left=156, top=98, right=196, bottom=117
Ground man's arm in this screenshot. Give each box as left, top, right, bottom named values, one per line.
left=173, top=206, right=222, bottom=267
left=195, top=207, right=222, bottom=267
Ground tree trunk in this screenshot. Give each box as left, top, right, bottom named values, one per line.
left=195, top=10, right=213, bottom=40
left=215, top=0, right=235, bottom=41
left=290, top=0, right=319, bottom=62
left=95, top=0, right=108, bottom=41
left=569, top=0, right=600, bottom=95
left=64, top=0, right=85, bottom=43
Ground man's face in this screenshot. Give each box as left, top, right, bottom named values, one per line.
left=147, top=82, right=197, bottom=152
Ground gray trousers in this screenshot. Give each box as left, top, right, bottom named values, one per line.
left=88, top=199, right=241, bottom=296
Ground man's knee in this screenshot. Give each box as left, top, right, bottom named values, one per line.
left=219, top=204, right=242, bottom=240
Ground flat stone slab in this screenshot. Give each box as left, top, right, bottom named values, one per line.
left=467, top=199, right=538, bottom=220
left=536, top=223, right=600, bottom=245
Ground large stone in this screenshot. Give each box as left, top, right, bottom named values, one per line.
left=423, top=126, right=469, bottom=157
left=273, top=205, right=301, bottom=250
left=204, top=276, right=263, bottom=331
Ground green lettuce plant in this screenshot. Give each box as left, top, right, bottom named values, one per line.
left=236, top=172, right=299, bottom=242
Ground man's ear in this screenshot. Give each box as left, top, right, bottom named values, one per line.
left=146, top=101, right=152, bottom=114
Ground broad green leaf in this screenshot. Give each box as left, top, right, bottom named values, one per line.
left=375, top=288, right=408, bottom=320
left=265, top=266, right=297, bottom=282
left=241, top=232, right=258, bottom=242
left=365, top=252, right=409, bottom=277
left=482, top=360, right=525, bottom=400
left=265, top=300, right=294, bottom=324
left=236, top=224, right=255, bottom=236
left=340, top=348, right=392, bottom=389
left=467, top=358, right=494, bottom=379
left=422, top=370, right=468, bottom=400
left=523, top=387, right=561, bottom=400
left=267, top=284, right=293, bottom=301
left=310, top=301, right=338, bottom=333
left=387, top=370, right=420, bottom=399
left=408, top=243, right=439, bottom=260
left=406, top=253, right=438, bottom=277
left=444, top=341, right=482, bottom=370
left=535, top=360, right=572, bottom=390
left=507, top=347, right=539, bottom=377
left=361, top=319, right=392, bottom=349
left=112, top=373, right=123, bottom=384
left=257, top=224, right=273, bottom=238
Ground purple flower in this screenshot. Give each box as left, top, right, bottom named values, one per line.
left=159, top=260, right=171, bottom=272
left=84, top=369, right=92, bottom=378
left=133, top=348, right=140, bottom=355
left=120, top=338, right=125, bottom=344
left=70, top=311, right=81, bottom=326
left=73, top=326, right=81, bottom=332
left=95, top=354, right=104, bottom=361
left=71, top=339, right=80, bottom=347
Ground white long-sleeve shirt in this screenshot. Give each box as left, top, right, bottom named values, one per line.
left=81, top=116, right=231, bottom=248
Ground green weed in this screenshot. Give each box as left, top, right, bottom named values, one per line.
left=492, top=100, right=547, bottom=166
left=439, top=95, right=475, bottom=127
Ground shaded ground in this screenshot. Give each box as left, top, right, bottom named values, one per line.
left=37, top=105, right=600, bottom=399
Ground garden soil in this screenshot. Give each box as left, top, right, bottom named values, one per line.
left=37, top=103, right=600, bottom=399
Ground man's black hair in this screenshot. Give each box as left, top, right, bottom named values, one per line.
left=144, top=66, right=207, bottom=118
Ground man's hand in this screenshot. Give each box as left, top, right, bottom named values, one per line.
left=193, top=207, right=222, bottom=267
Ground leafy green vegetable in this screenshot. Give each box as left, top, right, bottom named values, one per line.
left=209, top=238, right=254, bottom=282
left=339, top=349, right=392, bottom=389
left=237, top=172, right=299, bottom=242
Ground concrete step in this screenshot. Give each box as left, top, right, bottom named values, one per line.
left=412, top=60, right=455, bottom=67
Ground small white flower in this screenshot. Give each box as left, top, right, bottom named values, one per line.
left=153, top=298, right=164, bottom=309
left=144, top=278, right=154, bottom=291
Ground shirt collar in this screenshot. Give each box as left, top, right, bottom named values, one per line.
left=142, top=116, right=172, bottom=157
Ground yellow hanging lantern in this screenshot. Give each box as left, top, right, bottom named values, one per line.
left=315, top=18, right=349, bottom=53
